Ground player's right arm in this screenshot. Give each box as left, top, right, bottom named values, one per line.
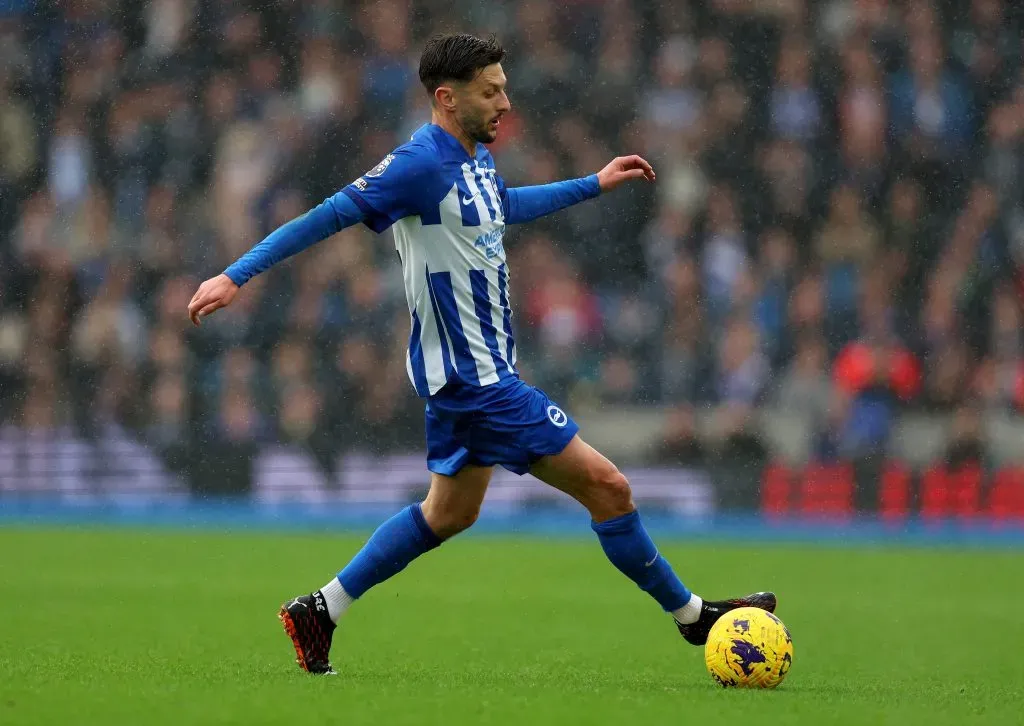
left=188, top=193, right=365, bottom=325
left=188, top=146, right=435, bottom=326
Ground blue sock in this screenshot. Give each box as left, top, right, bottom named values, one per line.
left=337, top=503, right=442, bottom=598
left=591, top=510, right=692, bottom=612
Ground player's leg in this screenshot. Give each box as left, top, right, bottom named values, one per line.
left=419, top=464, right=493, bottom=537
left=529, top=435, right=775, bottom=645
left=279, top=464, right=492, bottom=673
left=529, top=435, right=696, bottom=615
left=325, top=464, right=491, bottom=614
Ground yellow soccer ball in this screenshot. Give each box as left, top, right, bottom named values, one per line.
left=704, top=607, right=793, bottom=688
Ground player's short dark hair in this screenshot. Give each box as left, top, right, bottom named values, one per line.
left=418, top=33, right=505, bottom=95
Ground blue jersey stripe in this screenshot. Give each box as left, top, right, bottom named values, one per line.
left=424, top=265, right=455, bottom=381
left=469, top=269, right=510, bottom=379
left=497, top=264, right=516, bottom=368
left=407, top=310, right=430, bottom=396
left=429, top=271, right=481, bottom=386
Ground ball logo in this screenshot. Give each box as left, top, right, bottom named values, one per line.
left=547, top=405, right=568, bottom=428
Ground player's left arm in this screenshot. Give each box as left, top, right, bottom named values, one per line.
left=500, top=155, right=655, bottom=225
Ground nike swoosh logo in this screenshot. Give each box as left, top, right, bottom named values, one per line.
left=644, top=553, right=659, bottom=567
left=462, top=194, right=481, bottom=206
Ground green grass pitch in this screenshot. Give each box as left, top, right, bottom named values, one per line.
left=1, top=526, right=1021, bottom=725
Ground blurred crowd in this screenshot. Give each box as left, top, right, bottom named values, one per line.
left=1, top=0, right=1023, bottom=481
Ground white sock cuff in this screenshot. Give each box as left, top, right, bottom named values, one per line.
left=672, top=594, right=703, bottom=625
left=321, top=577, right=355, bottom=623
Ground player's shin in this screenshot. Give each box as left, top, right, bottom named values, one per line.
left=319, top=503, right=443, bottom=623
left=591, top=509, right=703, bottom=624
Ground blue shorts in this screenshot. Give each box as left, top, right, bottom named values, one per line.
left=425, top=378, right=580, bottom=476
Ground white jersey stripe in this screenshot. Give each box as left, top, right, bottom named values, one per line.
left=461, top=164, right=493, bottom=224
left=415, top=292, right=450, bottom=393
left=476, top=164, right=504, bottom=223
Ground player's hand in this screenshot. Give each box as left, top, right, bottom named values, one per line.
left=596, top=155, right=656, bottom=192
left=187, top=274, right=239, bottom=326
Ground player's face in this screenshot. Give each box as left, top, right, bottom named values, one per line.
left=457, top=64, right=511, bottom=144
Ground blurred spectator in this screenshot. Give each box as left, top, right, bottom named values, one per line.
left=833, top=325, right=922, bottom=457
left=769, top=35, right=822, bottom=144
left=523, top=255, right=602, bottom=401
left=755, top=138, right=813, bottom=238
left=700, top=184, right=749, bottom=328
left=836, top=34, right=888, bottom=192
left=890, top=29, right=974, bottom=207
left=657, top=256, right=709, bottom=404
left=943, top=402, right=986, bottom=470
left=145, top=371, right=190, bottom=474
left=816, top=185, right=879, bottom=307
left=754, top=227, right=796, bottom=364
left=950, top=0, right=1018, bottom=116
left=714, top=316, right=768, bottom=408
left=774, top=332, right=834, bottom=426
left=651, top=403, right=706, bottom=467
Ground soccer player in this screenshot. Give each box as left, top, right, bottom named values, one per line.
left=188, top=33, right=775, bottom=675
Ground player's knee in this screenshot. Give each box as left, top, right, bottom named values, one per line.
left=427, top=502, right=481, bottom=539
left=604, top=469, right=635, bottom=515
left=589, top=467, right=635, bottom=521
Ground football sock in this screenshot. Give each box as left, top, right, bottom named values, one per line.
left=591, top=509, right=695, bottom=615
left=332, top=503, right=442, bottom=615
left=671, top=594, right=703, bottom=625
left=319, top=577, right=354, bottom=623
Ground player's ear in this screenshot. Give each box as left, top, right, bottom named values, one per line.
left=434, top=84, right=457, bottom=112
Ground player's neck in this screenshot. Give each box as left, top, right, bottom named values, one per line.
left=431, top=112, right=477, bottom=157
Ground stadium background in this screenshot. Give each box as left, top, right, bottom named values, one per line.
left=0, top=0, right=1023, bottom=527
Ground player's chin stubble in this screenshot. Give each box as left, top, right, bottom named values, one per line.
left=465, top=114, right=496, bottom=144
left=470, top=127, right=496, bottom=144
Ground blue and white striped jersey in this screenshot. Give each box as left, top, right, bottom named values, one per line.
left=342, top=124, right=530, bottom=397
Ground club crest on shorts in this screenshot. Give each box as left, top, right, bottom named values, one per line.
left=365, top=153, right=396, bottom=178
left=547, top=405, right=568, bottom=428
